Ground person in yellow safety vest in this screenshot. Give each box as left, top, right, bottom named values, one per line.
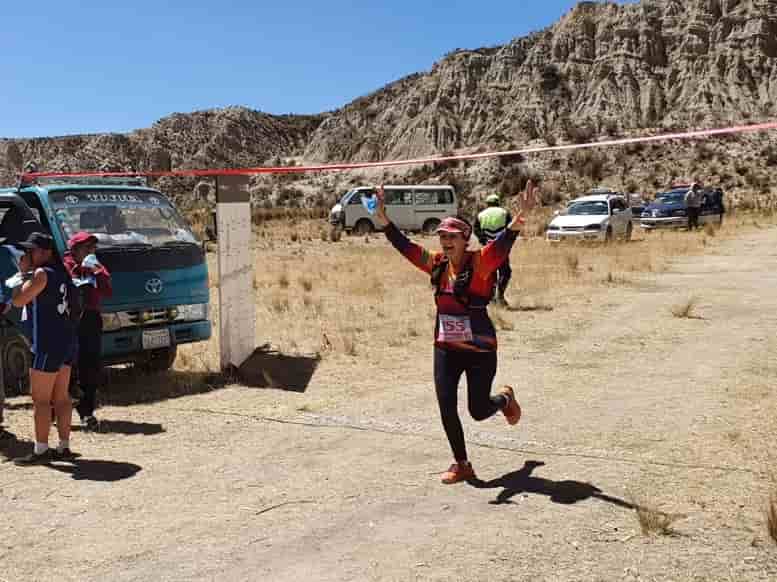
left=475, top=194, right=513, bottom=305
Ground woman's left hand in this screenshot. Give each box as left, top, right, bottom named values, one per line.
left=508, top=179, right=541, bottom=231
left=374, top=185, right=390, bottom=227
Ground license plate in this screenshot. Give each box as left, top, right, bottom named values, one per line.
left=142, top=328, right=171, bottom=350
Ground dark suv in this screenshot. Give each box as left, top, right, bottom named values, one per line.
left=640, top=186, right=725, bottom=230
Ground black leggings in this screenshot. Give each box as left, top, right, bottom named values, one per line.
left=75, top=310, right=103, bottom=418
left=433, top=347, right=506, bottom=462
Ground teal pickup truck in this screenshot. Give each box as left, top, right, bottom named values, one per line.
left=0, top=177, right=212, bottom=395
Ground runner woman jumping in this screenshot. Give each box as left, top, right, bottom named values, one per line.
left=374, top=181, right=539, bottom=484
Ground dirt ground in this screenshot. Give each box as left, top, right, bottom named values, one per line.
left=2, top=226, right=777, bottom=582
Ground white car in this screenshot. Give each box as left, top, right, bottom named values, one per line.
left=546, top=193, right=633, bottom=243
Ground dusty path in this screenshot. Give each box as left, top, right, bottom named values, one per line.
left=2, top=228, right=777, bottom=581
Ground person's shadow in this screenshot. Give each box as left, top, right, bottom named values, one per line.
left=46, top=458, right=142, bottom=482
left=72, top=420, right=165, bottom=436
left=0, top=429, right=30, bottom=462
left=469, top=460, right=635, bottom=509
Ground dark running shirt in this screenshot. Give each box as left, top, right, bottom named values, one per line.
left=27, top=264, right=76, bottom=355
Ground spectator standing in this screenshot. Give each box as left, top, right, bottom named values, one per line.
left=11, top=233, right=78, bottom=464
left=63, top=232, right=112, bottom=432
left=685, top=183, right=704, bottom=230
left=0, top=242, right=24, bottom=440
left=474, top=194, right=513, bottom=305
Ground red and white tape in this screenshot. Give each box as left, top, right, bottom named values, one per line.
left=23, top=120, right=777, bottom=180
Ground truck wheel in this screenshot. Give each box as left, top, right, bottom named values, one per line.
left=353, top=219, right=375, bottom=235
left=142, top=346, right=178, bottom=374
left=422, top=219, right=441, bottom=235
left=3, top=336, right=31, bottom=396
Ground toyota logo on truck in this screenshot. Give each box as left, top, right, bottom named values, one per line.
left=145, top=278, right=164, bottom=294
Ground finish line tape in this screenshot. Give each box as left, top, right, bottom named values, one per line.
left=24, top=120, right=777, bottom=180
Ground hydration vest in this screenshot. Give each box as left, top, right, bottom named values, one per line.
left=431, top=254, right=475, bottom=306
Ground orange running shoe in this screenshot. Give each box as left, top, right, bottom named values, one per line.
left=441, top=462, right=476, bottom=484
left=499, top=385, right=522, bottom=425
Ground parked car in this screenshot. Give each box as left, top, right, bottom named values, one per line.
left=546, top=192, right=633, bottom=243
left=329, top=185, right=457, bottom=234
left=626, top=193, right=648, bottom=222
left=640, top=186, right=725, bottom=230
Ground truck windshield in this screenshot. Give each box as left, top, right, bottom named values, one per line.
left=50, top=190, right=198, bottom=249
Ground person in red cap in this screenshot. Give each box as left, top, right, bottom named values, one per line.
left=375, top=180, right=539, bottom=484
left=63, top=232, right=112, bottom=431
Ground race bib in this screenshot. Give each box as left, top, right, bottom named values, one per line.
left=438, top=314, right=473, bottom=343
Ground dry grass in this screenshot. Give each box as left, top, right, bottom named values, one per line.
left=769, top=491, right=777, bottom=547
left=564, top=252, right=580, bottom=276
left=671, top=296, right=700, bottom=319
left=175, top=211, right=777, bottom=371
left=491, top=306, right=515, bottom=331
left=299, top=276, right=314, bottom=293
left=635, top=504, right=684, bottom=536
left=629, top=490, right=685, bottom=536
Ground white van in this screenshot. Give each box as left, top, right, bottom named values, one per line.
left=329, top=185, right=457, bottom=234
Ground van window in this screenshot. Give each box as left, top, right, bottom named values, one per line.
left=415, top=189, right=453, bottom=205
left=385, top=189, right=412, bottom=205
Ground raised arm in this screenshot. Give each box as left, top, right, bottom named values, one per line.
left=12, top=266, right=47, bottom=308
left=375, top=186, right=438, bottom=274
left=479, top=179, right=540, bottom=274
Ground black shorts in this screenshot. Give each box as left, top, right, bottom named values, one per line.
left=31, top=340, right=78, bottom=373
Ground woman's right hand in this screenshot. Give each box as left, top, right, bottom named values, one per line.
left=374, top=185, right=390, bottom=227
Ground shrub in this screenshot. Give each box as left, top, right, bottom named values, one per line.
left=569, top=151, right=605, bottom=181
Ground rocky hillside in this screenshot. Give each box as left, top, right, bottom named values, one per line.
left=0, top=107, right=322, bottom=186
left=2, top=0, right=777, bottom=212
left=305, top=0, right=777, bottom=161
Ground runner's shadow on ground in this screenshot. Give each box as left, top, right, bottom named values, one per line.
left=72, top=420, right=166, bottom=436
left=46, top=459, right=142, bottom=482
left=469, top=460, right=635, bottom=509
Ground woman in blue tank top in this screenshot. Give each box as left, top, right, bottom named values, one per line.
left=11, top=233, right=78, bottom=465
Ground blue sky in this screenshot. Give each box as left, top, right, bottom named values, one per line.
left=2, top=1, right=613, bottom=138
